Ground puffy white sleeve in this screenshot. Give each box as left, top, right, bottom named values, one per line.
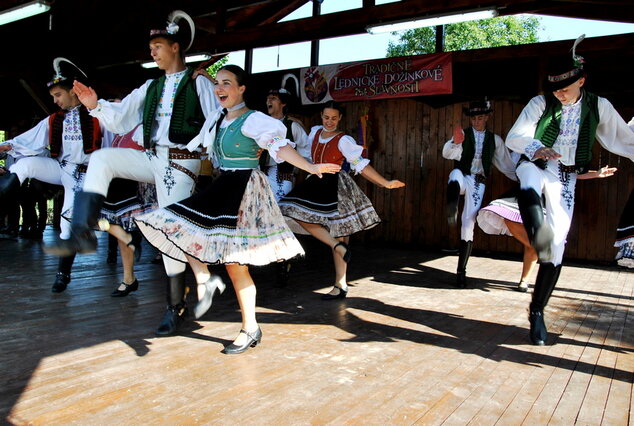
left=492, top=134, right=518, bottom=181
left=241, top=111, right=295, bottom=163
left=89, top=80, right=151, bottom=135
left=595, top=97, right=634, bottom=162
left=3, top=117, right=50, bottom=156
left=338, top=134, right=369, bottom=173
left=291, top=121, right=311, bottom=159
left=442, top=138, right=463, bottom=160
left=196, top=76, right=220, bottom=118
left=506, top=95, right=547, bottom=159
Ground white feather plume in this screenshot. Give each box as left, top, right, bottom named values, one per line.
left=281, top=73, right=299, bottom=97
left=52, top=57, right=87, bottom=80
left=167, top=10, right=195, bottom=51
left=571, top=34, right=586, bottom=67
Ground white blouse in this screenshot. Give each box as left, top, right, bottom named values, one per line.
left=307, top=125, right=370, bottom=173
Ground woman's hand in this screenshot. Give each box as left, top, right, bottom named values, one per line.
left=384, top=180, right=406, bottom=189
left=72, top=80, right=99, bottom=110
left=309, top=163, right=341, bottom=178
left=533, top=147, right=561, bottom=160
left=578, top=166, right=617, bottom=180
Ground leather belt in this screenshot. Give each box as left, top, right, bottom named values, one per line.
left=169, top=161, right=198, bottom=183
left=147, top=147, right=201, bottom=160
left=559, top=164, right=577, bottom=174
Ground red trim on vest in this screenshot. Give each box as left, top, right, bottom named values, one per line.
left=48, top=110, right=102, bottom=158
left=311, top=129, right=345, bottom=166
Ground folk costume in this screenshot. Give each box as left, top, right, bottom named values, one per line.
left=278, top=125, right=380, bottom=237
left=134, top=109, right=304, bottom=266
left=442, top=100, right=517, bottom=288
left=615, top=188, right=634, bottom=268
left=0, top=57, right=112, bottom=293
left=506, top=35, right=634, bottom=345
left=43, top=11, right=220, bottom=333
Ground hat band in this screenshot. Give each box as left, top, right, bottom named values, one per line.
left=547, top=68, right=581, bottom=83
left=47, top=76, right=68, bottom=88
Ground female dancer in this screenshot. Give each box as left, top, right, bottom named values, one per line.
left=477, top=166, right=616, bottom=291
left=134, top=65, right=340, bottom=354
left=278, top=101, right=405, bottom=300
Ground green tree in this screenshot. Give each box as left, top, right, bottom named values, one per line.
left=386, top=16, right=542, bottom=57
left=206, top=55, right=229, bottom=78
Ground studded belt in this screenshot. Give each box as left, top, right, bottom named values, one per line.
left=559, top=164, right=577, bottom=174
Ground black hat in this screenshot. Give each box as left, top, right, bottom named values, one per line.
left=545, top=34, right=586, bottom=91
left=47, top=57, right=88, bottom=89
left=149, top=10, right=195, bottom=52
left=267, top=88, right=292, bottom=105
left=463, top=99, right=492, bottom=116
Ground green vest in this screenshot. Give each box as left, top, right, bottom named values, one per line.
left=142, top=68, right=205, bottom=149
left=533, top=91, right=599, bottom=173
left=214, top=110, right=261, bottom=169
left=456, top=128, right=495, bottom=177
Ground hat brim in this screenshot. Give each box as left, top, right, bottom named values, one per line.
left=544, top=73, right=584, bottom=92
left=463, top=108, right=493, bottom=116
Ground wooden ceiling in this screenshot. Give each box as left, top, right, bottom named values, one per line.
left=1, top=0, right=633, bottom=125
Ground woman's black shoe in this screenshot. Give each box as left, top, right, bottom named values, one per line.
left=321, top=286, right=348, bottom=300
left=222, top=327, right=262, bottom=354
left=111, top=279, right=139, bottom=297
left=333, top=241, right=351, bottom=263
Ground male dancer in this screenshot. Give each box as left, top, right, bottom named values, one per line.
left=506, top=35, right=634, bottom=345
left=0, top=58, right=112, bottom=292
left=44, top=10, right=222, bottom=336
left=262, top=87, right=309, bottom=285
left=442, top=99, right=517, bottom=288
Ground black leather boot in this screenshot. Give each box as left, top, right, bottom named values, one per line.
left=528, top=262, right=562, bottom=345
left=0, top=172, right=20, bottom=199
left=44, top=191, right=105, bottom=256
left=517, top=188, right=553, bottom=261
left=155, top=273, right=188, bottom=336
left=446, top=180, right=461, bottom=226
left=455, top=240, right=473, bottom=288
left=52, top=253, right=76, bottom=293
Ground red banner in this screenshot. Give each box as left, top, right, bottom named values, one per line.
left=300, top=52, right=452, bottom=104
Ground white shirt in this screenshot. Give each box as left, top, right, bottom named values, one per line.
left=89, top=69, right=219, bottom=149
left=506, top=94, right=634, bottom=163
left=265, top=118, right=310, bottom=167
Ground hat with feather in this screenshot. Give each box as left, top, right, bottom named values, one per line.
left=47, top=57, right=88, bottom=89
left=545, top=34, right=587, bottom=91
left=463, top=98, right=493, bottom=116
left=149, top=10, right=195, bottom=52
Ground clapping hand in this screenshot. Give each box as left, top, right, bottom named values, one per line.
left=72, top=80, right=99, bottom=110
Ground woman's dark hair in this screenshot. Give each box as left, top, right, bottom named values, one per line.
left=320, top=100, right=344, bottom=116
left=218, top=64, right=249, bottom=87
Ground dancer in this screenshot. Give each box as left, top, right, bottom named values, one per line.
left=278, top=100, right=405, bottom=300
left=442, top=99, right=517, bottom=288
left=44, top=10, right=222, bottom=334
left=262, top=84, right=310, bottom=286
left=0, top=57, right=113, bottom=293
left=506, top=35, right=634, bottom=345
left=134, top=64, right=341, bottom=353
left=477, top=165, right=617, bottom=292
left=615, top=188, right=634, bottom=268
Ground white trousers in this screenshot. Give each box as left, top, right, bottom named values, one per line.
left=516, top=160, right=577, bottom=266
left=266, top=166, right=294, bottom=202
left=448, top=169, right=486, bottom=242
left=10, top=157, right=85, bottom=240
left=82, top=147, right=201, bottom=276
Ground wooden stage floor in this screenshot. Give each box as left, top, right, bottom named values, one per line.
left=1, top=227, right=632, bottom=425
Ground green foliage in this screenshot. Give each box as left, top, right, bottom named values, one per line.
left=206, top=56, right=229, bottom=78
left=386, top=16, right=542, bottom=57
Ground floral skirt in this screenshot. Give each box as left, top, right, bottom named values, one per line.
left=615, top=189, right=634, bottom=268
left=278, top=171, right=380, bottom=238
left=134, top=169, right=304, bottom=265
left=100, top=178, right=157, bottom=231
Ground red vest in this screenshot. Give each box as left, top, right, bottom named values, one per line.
left=47, top=108, right=102, bottom=158
left=311, top=129, right=345, bottom=166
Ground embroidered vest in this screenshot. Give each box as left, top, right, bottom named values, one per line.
left=455, top=128, right=495, bottom=177
left=533, top=91, right=599, bottom=173
left=214, top=110, right=261, bottom=169
left=311, top=129, right=345, bottom=166
left=48, top=107, right=102, bottom=158
left=142, top=68, right=205, bottom=149
left=259, top=117, right=295, bottom=177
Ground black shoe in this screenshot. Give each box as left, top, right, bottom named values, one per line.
left=222, top=327, right=262, bottom=354
left=155, top=303, right=188, bottom=336
left=529, top=310, right=547, bottom=345
left=110, top=279, right=139, bottom=297
left=456, top=271, right=467, bottom=289
left=321, top=286, right=348, bottom=300
left=193, top=276, right=226, bottom=319
left=44, top=230, right=98, bottom=256
left=333, top=241, right=351, bottom=263
left=52, top=272, right=71, bottom=293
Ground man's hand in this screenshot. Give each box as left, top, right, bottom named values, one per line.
left=0, top=144, right=12, bottom=153
left=72, top=80, right=99, bottom=110
left=533, top=147, right=561, bottom=160
left=452, top=125, right=465, bottom=144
